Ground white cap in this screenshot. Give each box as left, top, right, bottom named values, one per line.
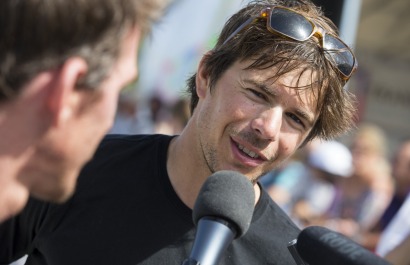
left=308, top=141, right=353, bottom=177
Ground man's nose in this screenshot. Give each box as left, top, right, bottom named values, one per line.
left=251, top=107, right=282, bottom=141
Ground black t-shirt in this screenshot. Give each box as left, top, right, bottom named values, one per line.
left=0, top=134, right=300, bottom=265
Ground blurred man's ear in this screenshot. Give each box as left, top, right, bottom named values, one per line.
left=195, top=52, right=212, bottom=99
left=46, top=57, right=88, bottom=127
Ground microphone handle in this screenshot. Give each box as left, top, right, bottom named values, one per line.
left=183, top=217, right=236, bottom=265
left=181, top=259, right=200, bottom=265
left=287, top=239, right=309, bottom=265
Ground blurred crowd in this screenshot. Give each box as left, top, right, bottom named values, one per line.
left=109, top=93, right=190, bottom=136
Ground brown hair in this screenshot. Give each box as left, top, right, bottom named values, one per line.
left=0, top=0, right=168, bottom=101
left=186, top=0, right=357, bottom=142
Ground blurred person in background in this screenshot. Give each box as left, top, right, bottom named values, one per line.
left=109, top=93, right=143, bottom=135
left=261, top=139, right=353, bottom=223
left=0, top=0, right=169, bottom=222
left=260, top=138, right=320, bottom=213
left=377, top=193, right=410, bottom=264
left=110, top=94, right=190, bottom=135
left=322, top=124, right=394, bottom=240
left=289, top=140, right=353, bottom=228
left=358, top=139, right=410, bottom=251
left=153, top=97, right=191, bottom=135
left=384, top=233, right=410, bottom=265
left=0, top=0, right=358, bottom=264
left=375, top=140, right=410, bottom=259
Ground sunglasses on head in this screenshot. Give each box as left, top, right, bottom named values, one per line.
left=223, top=6, right=357, bottom=81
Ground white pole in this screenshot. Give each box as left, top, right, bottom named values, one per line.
left=339, top=0, right=363, bottom=49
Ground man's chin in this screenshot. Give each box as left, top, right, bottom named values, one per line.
left=30, top=173, right=78, bottom=204
left=50, top=188, right=75, bottom=203
left=0, top=187, right=29, bottom=222
left=32, top=186, right=75, bottom=204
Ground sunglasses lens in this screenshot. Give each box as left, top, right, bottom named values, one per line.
left=269, top=8, right=314, bottom=41
left=324, top=35, right=355, bottom=77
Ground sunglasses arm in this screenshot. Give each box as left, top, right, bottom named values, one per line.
left=222, top=17, right=255, bottom=46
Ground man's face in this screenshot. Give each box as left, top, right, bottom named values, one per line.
left=350, top=136, right=382, bottom=179
left=195, top=60, right=319, bottom=182
left=79, top=26, right=141, bottom=154
left=28, top=26, right=141, bottom=202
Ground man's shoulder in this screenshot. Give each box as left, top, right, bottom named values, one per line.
left=101, top=133, right=172, bottom=147
left=229, top=188, right=300, bottom=264
left=81, top=134, right=173, bottom=174
left=248, top=187, right=300, bottom=241
left=95, top=134, right=173, bottom=156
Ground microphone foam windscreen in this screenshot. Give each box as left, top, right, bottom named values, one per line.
left=192, top=170, right=255, bottom=238
left=296, top=226, right=391, bottom=265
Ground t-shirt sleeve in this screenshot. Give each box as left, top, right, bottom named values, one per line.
left=0, top=197, right=49, bottom=264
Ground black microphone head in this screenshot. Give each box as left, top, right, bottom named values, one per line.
left=296, top=226, right=391, bottom=265
left=192, top=170, right=255, bottom=238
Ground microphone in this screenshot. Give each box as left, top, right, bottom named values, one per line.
left=182, top=170, right=255, bottom=265
left=287, top=239, right=309, bottom=265
left=294, top=226, right=391, bottom=265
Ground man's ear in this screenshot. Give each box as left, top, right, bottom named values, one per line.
left=47, top=57, right=88, bottom=127
left=195, top=52, right=212, bottom=99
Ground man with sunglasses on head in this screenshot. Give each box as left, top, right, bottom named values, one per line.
left=0, top=0, right=357, bottom=264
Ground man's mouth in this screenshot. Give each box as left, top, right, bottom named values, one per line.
left=237, top=143, right=260, bottom=159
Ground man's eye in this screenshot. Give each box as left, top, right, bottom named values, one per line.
left=287, top=113, right=305, bottom=128
left=249, top=89, right=267, bottom=101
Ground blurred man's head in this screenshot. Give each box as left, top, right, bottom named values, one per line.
left=0, top=0, right=169, bottom=221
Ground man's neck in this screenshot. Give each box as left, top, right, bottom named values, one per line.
left=0, top=117, right=32, bottom=222
left=166, top=126, right=210, bottom=209
left=0, top=99, right=45, bottom=221
left=0, top=175, right=29, bottom=222
left=165, top=122, right=261, bottom=209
